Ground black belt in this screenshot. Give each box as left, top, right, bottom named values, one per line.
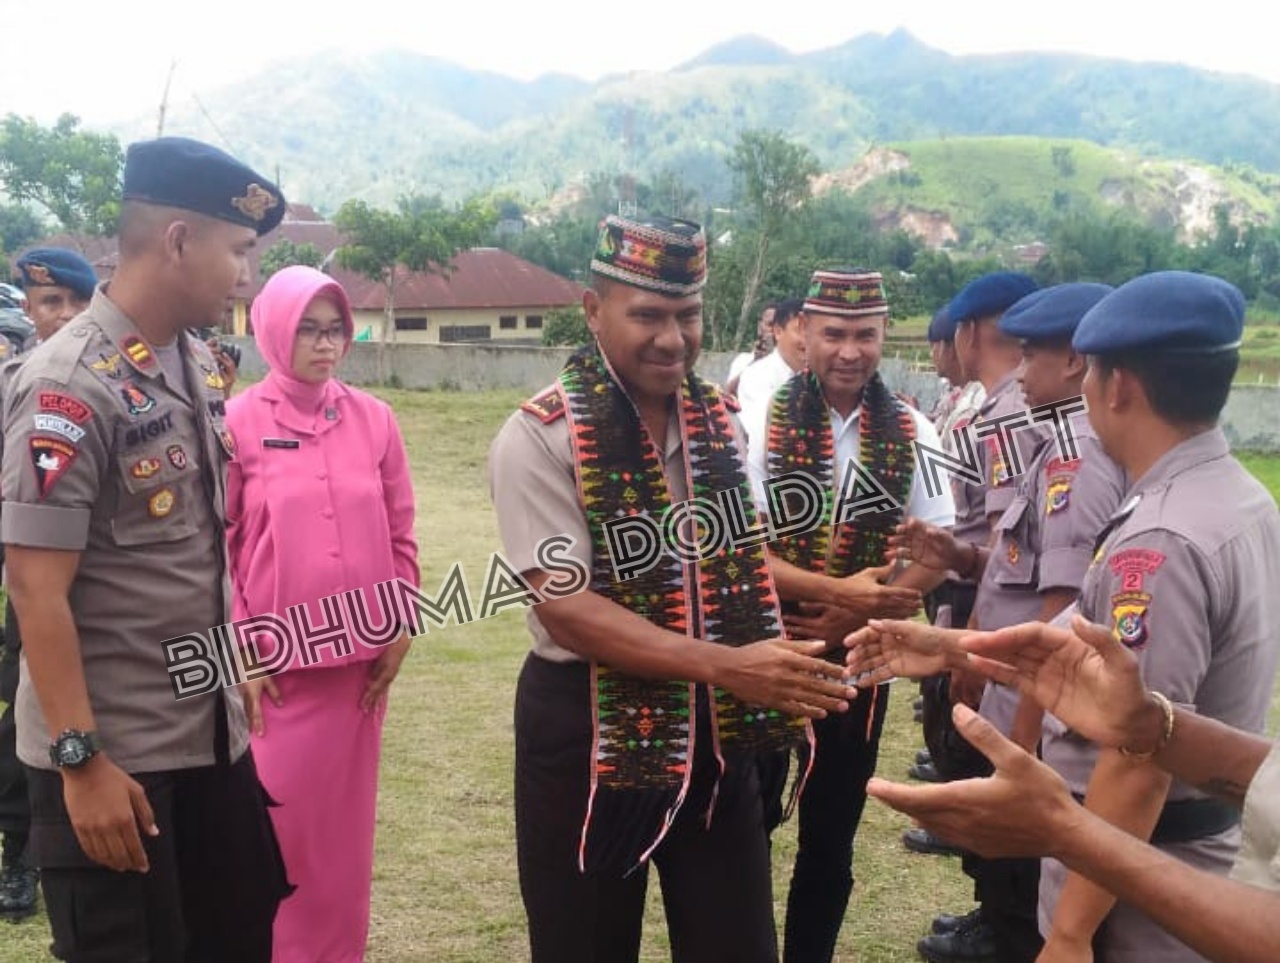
left=1072, top=794, right=1239, bottom=845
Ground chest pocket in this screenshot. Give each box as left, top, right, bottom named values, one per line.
left=989, top=495, right=1036, bottom=588
left=111, top=417, right=203, bottom=546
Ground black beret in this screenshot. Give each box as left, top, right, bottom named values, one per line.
left=948, top=272, right=1039, bottom=324
left=14, top=248, right=98, bottom=300
left=123, top=136, right=285, bottom=236
left=999, top=283, right=1114, bottom=342
left=927, top=305, right=953, bottom=343
left=1073, top=271, right=1245, bottom=355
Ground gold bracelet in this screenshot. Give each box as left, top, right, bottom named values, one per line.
left=1118, top=691, right=1175, bottom=761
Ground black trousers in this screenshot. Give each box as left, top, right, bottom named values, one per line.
left=514, top=653, right=778, bottom=963
left=963, top=852, right=1043, bottom=963
left=0, top=602, right=28, bottom=841
left=781, top=681, right=892, bottom=963
left=27, top=751, right=293, bottom=963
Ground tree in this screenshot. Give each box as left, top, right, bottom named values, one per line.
left=540, top=305, right=591, bottom=347
left=0, top=114, right=123, bottom=236
left=334, top=193, right=495, bottom=382
left=260, top=239, right=325, bottom=280
left=726, top=130, right=820, bottom=350
left=0, top=202, right=45, bottom=255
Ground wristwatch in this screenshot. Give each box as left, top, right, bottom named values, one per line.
left=48, top=730, right=101, bottom=769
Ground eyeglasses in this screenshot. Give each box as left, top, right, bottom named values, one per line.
left=296, top=324, right=348, bottom=346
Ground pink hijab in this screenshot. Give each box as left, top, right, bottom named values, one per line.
left=251, top=264, right=356, bottom=412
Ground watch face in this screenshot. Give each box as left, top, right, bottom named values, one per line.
left=59, top=740, right=89, bottom=766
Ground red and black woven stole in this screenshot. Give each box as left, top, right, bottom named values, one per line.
left=558, top=345, right=806, bottom=875
left=766, top=369, right=917, bottom=579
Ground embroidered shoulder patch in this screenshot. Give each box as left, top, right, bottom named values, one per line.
left=521, top=388, right=565, bottom=424
left=1108, top=547, right=1166, bottom=592
left=1044, top=454, right=1081, bottom=516
left=1111, top=591, right=1152, bottom=649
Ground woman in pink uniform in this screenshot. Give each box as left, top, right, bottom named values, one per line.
left=227, top=265, right=419, bottom=962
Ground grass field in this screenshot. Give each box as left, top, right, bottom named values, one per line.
left=3, top=388, right=1280, bottom=962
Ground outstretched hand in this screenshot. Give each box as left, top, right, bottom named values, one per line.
left=845, top=618, right=967, bottom=687
left=959, top=614, right=1151, bottom=750
left=867, top=704, right=1084, bottom=860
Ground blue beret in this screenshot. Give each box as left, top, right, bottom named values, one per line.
left=948, top=272, right=1039, bottom=324
left=927, top=305, right=953, bottom=343
left=999, top=283, right=1114, bottom=342
left=14, top=248, right=98, bottom=300
left=123, top=136, right=286, bottom=236
left=1073, top=271, right=1245, bottom=355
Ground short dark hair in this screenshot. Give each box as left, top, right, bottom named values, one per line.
left=1097, top=350, right=1238, bottom=425
left=772, top=298, right=804, bottom=328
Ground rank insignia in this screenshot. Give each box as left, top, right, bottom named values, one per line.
left=148, top=488, right=175, bottom=518
left=130, top=458, right=162, bottom=480
left=120, top=382, right=156, bottom=416
left=521, top=388, right=566, bottom=424
left=121, top=336, right=155, bottom=369
left=1111, top=591, right=1152, bottom=649
left=30, top=437, right=78, bottom=499
left=167, top=444, right=188, bottom=470
left=90, top=353, right=125, bottom=380
left=1045, top=477, right=1073, bottom=514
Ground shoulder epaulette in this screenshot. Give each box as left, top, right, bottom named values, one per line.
left=521, top=387, right=565, bottom=424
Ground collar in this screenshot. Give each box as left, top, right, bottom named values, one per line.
left=257, top=377, right=350, bottom=436
left=1129, top=427, right=1230, bottom=497
left=978, top=370, right=1020, bottom=414
left=80, top=286, right=164, bottom=381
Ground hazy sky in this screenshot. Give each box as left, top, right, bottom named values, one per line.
left=3, top=0, right=1276, bottom=127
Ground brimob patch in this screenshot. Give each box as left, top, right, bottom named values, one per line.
left=30, top=437, right=78, bottom=499
left=1111, top=590, right=1152, bottom=650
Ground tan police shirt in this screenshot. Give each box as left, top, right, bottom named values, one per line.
left=1, top=288, right=249, bottom=772
left=488, top=390, right=700, bottom=664
left=1232, top=737, right=1280, bottom=892
left=1039, top=428, right=1280, bottom=959
left=973, top=414, right=1126, bottom=735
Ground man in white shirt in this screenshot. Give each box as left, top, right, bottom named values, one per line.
left=747, top=267, right=955, bottom=963
left=738, top=298, right=806, bottom=444
left=725, top=301, right=777, bottom=391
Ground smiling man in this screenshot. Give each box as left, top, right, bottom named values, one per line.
left=488, top=214, right=856, bottom=963
left=748, top=266, right=954, bottom=963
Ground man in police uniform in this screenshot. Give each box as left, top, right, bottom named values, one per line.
left=1, top=137, right=292, bottom=961
left=872, top=283, right=1127, bottom=962
left=1035, top=271, right=1280, bottom=962
left=489, top=214, right=854, bottom=963
left=0, top=247, right=97, bottom=920
left=13, top=248, right=97, bottom=349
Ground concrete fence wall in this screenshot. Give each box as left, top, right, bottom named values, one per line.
left=226, top=338, right=1280, bottom=452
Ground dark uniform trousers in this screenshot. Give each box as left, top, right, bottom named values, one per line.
left=514, top=652, right=778, bottom=963
left=0, top=600, right=28, bottom=850
left=781, top=679, right=892, bottom=963
left=27, top=735, right=292, bottom=963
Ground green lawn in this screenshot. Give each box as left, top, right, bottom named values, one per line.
left=3, top=389, right=1279, bottom=962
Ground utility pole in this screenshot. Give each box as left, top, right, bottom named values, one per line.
left=157, top=60, right=177, bottom=137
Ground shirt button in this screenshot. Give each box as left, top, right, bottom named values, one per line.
left=322, top=508, right=334, bottom=519
left=329, top=548, right=340, bottom=558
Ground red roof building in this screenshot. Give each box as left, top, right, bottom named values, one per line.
left=26, top=205, right=584, bottom=345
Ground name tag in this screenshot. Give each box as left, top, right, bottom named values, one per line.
left=262, top=438, right=300, bottom=450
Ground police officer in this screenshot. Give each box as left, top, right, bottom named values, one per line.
left=857, top=283, right=1127, bottom=962
left=1, top=137, right=292, bottom=961
left=13, top=248, right=97, bottom=349
left=1036, top=271, right=1280, bottom=962
left=488, top=213, right=852, bottom=963
left=0, top=247, right=98, bottom=920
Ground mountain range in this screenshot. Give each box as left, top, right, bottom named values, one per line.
left=105, top=30, right=1280, bottom=223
